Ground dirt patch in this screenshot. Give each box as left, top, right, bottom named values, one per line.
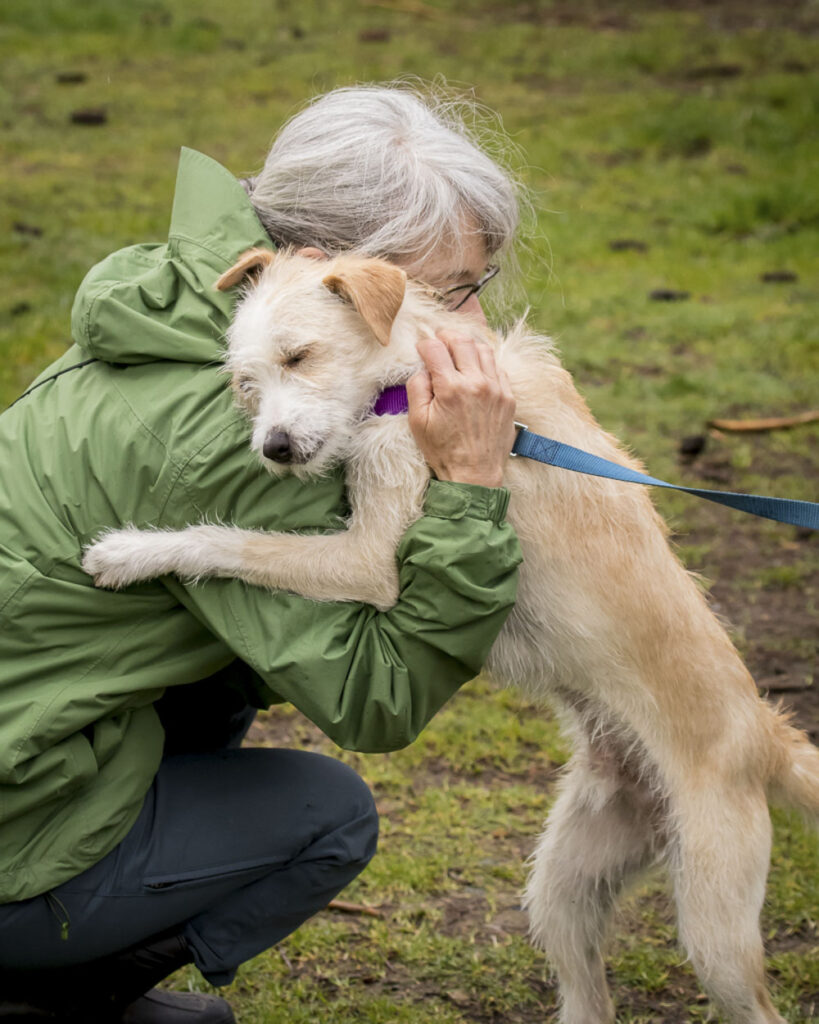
left=412, top=754, right=561, bottom=791
left=482, top=0, right=819, bottom=34
left=677, top=437, right=818, bottom=742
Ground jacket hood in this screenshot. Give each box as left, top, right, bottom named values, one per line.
left=71, top=148, right=271, bottom=365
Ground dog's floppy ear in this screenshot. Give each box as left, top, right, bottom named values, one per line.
left=215, top=248, right=275, bottom=291
left=322, top=259, right=407, bottom=347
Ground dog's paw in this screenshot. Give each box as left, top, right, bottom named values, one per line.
left=82, top=528, right=158, bottom=589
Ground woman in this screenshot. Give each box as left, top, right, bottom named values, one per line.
left=0, top=84, right=522, bottom=1023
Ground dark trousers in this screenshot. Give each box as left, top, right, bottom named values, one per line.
left=0, top=670, right=379, bottom=987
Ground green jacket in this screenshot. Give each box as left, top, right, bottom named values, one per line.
left=0, top=148, right=522, bottom=904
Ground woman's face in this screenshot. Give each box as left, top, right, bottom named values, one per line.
left=299, top=232, right=494, bottom=325
left=404, top=231, right=491, bottom=326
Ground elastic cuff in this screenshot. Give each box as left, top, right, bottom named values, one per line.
left=422, top=479, right=511, bottom=524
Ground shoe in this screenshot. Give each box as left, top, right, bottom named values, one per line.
left=0, top=1003, right=56, bottom=1022
left=0, top=932, right=195, bottom=1021
left=99, top=934, right=194, bottom=1010
left=0, top=990, right=235, bottom=1024
left=122, top=990, right=235, bottom=1024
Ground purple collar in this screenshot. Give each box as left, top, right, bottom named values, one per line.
left=372, top=384, right=409, bottom=416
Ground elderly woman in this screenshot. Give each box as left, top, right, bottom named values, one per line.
left=0, top=84, right=522, bottom=1023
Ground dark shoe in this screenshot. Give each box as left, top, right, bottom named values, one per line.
left=0, top=990, right=235, bottom=1024
left=122, top=990, right=235, bottom=1024
left=0, top=932, right=194, bottom=1022
left=98, top=934, right=194, bottom=1011
left=0, top=1003, right=56, bottom=1022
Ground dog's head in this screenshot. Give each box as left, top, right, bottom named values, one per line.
left=216, top=248, right=417, bottom=477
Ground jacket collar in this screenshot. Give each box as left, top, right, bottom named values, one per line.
left=168, top=147, right=271, bottom=267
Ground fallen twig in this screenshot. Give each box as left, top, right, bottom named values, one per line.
left=758, top=675, right=813, bottom=693
left=327, top=898, right=383, bottom=918
left=707, top=411, right=819, bottom=433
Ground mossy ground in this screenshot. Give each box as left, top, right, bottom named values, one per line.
left=1, top=1, right=817, bottom=1020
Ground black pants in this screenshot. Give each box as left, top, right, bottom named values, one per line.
left=0, top=671, right=379, bottom=986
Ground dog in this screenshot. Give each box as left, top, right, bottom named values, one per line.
left=83, top=248, right=819, bottom=1024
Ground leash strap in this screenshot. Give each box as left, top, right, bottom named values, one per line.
left=512, top=427, right=819, bottom=530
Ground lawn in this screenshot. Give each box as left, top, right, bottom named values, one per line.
left=1, top=1, right=817, bottom=1020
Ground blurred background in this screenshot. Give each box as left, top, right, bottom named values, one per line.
left=1, top=2, right=817, bottom=1021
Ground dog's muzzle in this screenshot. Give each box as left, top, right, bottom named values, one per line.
left=261, top=429, right=322, bottom=466
left=263, top=430, right=294, bottom=463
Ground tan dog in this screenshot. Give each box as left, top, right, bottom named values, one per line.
left=83, top=250, right=819, bottom=1024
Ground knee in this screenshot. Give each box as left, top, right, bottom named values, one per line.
left=225, top=748, right=380, bottom=872
left=268, top=749, right=379, bottom=869
left=320, top=757, right=379, bottom=870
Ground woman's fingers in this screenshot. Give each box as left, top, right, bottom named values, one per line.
left=438, top=330, right=482, bottom=376
left=415, top=335, right=455, bottom=390
left=409, top=330, right=516, bottom=488
left=475, top=340, right=499, bottom=380
left=406, top=368, right=433, bottom=420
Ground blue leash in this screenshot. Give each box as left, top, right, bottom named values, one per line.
left=511, top=426, right=819, bottom=530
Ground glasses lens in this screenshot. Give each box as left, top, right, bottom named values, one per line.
left=444, top=267, right=499, bottom=311
left=446, top=286, right=474, bottom=311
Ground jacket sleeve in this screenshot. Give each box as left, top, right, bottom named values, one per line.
left=161, top=479, right=522, bottom=753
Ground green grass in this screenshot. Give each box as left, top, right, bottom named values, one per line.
left=2, top=1, right=817, bottom=1020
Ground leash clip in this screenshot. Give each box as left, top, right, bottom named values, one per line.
left=509, top=421, right=528, bottom=457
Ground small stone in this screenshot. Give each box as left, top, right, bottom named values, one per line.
left=359, top=28, right=390, bottom=42
left=70, top=108, right=107, bottom=126
left=679, top=434, right=707, bottom=457
left=609, top=239, right=648, bottom=252
left=760, top=271, right=798, bottom=283
left=446, top=989, right=471, bottom=1007
left=649, top=289, right=690, bottom=302
left=56, top=71, right=87, bottom=84
left=685, top=63, right=743, bottom=79
left=13, top=222, right=42, bottom=237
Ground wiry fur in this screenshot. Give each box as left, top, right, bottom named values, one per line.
left=83, top=252, right=819, bottom=1024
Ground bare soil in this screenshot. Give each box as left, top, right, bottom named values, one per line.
left=680, top=439, right=818, bottom=743
left=485, top=0, right=819, bottom=34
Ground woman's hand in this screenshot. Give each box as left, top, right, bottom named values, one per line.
left=407, top=330, right=517, bottom=488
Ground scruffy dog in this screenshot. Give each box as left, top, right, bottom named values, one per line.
left=84, top=249, right=819, bottom=1024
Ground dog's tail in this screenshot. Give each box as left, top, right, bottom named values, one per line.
left=768, top=706, right=819, bottom=823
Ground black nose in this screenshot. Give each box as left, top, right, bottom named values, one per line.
left=263, top=430, right=293, bottom=462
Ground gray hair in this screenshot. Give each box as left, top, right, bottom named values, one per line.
left=243, top=82, right=525, bottom=277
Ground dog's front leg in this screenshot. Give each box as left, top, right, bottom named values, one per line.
left=83, top=507, right=413, bottom=610
left=84, top=428, right=429, bottom=610
left=224, top=444, right=429, bottom=608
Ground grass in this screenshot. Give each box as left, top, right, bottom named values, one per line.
left=2, top=1, right=817, bottom=1020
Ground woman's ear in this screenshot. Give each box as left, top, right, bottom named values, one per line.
left=215, top=248, right=275, bottom=291
left=322, top=258, right=407, bottom=346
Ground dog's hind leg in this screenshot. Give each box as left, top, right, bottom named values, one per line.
left=668, top=785, right=785, bottom=1024
left=524, top=750, right=660, bottom=1024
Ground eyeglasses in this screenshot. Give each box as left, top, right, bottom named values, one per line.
left=441, top=265, right=500, bottom=311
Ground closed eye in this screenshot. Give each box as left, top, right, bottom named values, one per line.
left=283, top=349, right=309, bottom=369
